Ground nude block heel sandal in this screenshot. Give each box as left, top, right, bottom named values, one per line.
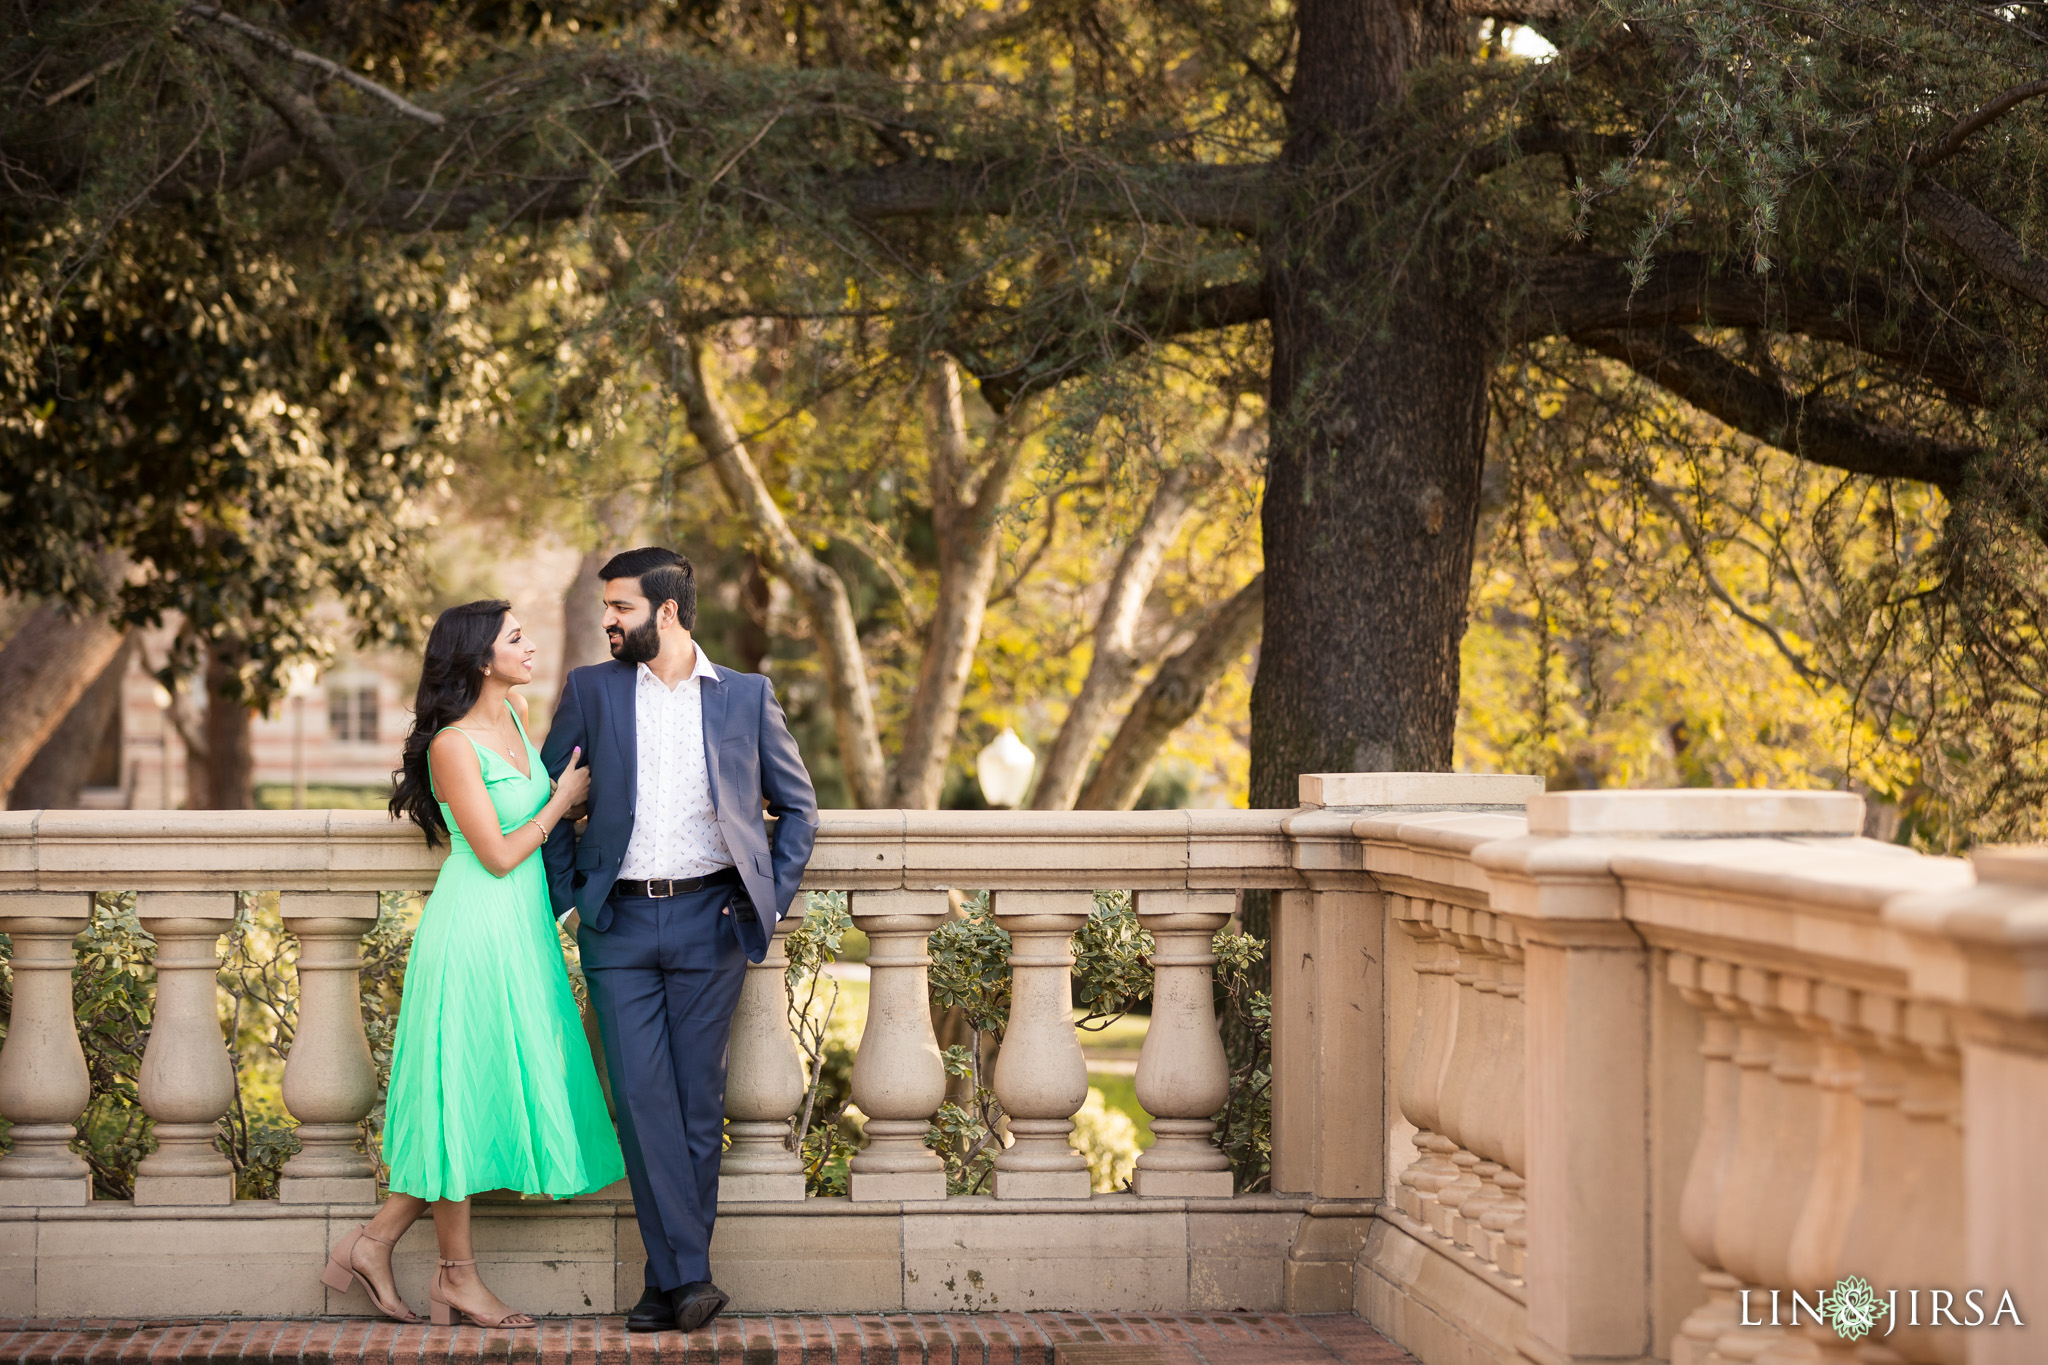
left=429, top=1258, right=537, bottom=1328
left=319, top=1224, right=418, bottom=1323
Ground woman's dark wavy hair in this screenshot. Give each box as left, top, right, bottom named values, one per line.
left=389, top=599, right=510, bottom=846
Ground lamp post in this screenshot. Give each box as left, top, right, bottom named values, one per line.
left=976, top=727, right=1035, bottom=809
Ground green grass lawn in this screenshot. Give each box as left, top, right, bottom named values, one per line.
left=1089, top=1070, right=1153, bottom=1149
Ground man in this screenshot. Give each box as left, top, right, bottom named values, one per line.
left=540, top=546, right=818, bottom=1333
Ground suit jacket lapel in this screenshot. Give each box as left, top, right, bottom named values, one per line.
left=700, top=663, right=729, bottom=810
left=605, top=661, right=638, bottom=800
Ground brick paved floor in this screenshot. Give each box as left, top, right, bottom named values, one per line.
left=0, top=1312, right=1414, bottom=1364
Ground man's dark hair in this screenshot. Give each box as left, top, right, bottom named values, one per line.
left=600, top=546, right=697, bottom=630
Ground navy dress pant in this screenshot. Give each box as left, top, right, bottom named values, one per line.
left=577, top=886, right=747, bottom=1291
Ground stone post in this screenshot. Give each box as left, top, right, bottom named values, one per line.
left=133, top=892, right=239, bottom=1206
left=989, top=890, right=1092, bottom=1200
left=846, top=890, right=950, bottom=1202
left=1280, top=772, right=1544, bottom=1312
left=1476, top=788, right=1866, bottom=1365
left=1130, top=890, right=1235, bottom=1198
left=720, top=909, right=807, bottom=1200
left=277, top=892, right=380, bottom=1204
left=1886, top=846, right=2048, bottom=1365
left=0, top=893, right=94, bottom=1205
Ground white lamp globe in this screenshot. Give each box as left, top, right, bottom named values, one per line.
left=976, top=727, right=1035, bottom=809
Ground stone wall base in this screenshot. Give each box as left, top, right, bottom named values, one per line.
left=0, top=1193, right=1309, bottom=1319
left=1354, top=1212, right=1527, bottom=1365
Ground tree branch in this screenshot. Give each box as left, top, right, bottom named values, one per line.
left=969, top=277, right=1270, bottom=411
left=1906, top=179, right=2048, bottom=310
left=1574, top=325, right=1982, bottom=491
left=182, top=4, right=446, bottom=127
left=1915, top=74, right=2048, bottom=169
left=887, top=359, right=1024, bottom=808
left=1513, top=253, right=1989, bottom=402
left=185, top=27, right=354, bottom=187
left=838, top=160, right=1274, bottom=233
left=1077, top=571, right=1263, bottom=811
left=1030, top=460, right=1200, bottom=810
left=1629, top=478, right=1834, bottom=688
left=661, top=327, right=890, bottom=807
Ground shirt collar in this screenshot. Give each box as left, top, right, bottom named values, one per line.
left=635, top=642, right=719, bottom=692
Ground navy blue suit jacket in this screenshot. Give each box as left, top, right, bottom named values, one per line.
left=539, top=658, right=818, bottom=962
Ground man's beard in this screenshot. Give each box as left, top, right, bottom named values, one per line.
left=609, top=617, right=661, bottom=665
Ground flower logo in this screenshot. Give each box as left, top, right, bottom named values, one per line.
left=1821, top=1276, right=1890, bottom=1341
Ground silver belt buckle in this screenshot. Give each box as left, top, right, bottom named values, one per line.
left=649, top=878, right=675, bottom=898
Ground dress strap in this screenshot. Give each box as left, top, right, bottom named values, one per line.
left=504, top=699, right=535, bottom=751
left=434, top=725, right=496, bottom=765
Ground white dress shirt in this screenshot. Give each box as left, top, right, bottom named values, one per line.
left=616, top=645, right=735, bottom=880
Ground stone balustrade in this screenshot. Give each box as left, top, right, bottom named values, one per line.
left=1, top=783, right=2045, bottom=1358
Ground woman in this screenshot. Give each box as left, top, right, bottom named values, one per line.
left=320, top=599, right=624, bottom=1327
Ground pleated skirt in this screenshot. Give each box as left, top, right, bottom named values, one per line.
left=381, top=851, right=625, bottom=1202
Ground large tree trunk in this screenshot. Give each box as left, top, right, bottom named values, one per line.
left=1079, top=573, right=1263, bottom=810
left=1031, top=463, right=1199, bottom=809
left=1247, top=0, right=1487, bottom=810
left=562, top=488, right=643, bottom=676
left=191, top=639, right=257, bottom=809
left=669, top=331, right=891, bottom=808
left=888, top=359, right=1024, bottom=809
left=0, top=602, right=128, bottom=795
left=8, top=636, right=133, bottom=809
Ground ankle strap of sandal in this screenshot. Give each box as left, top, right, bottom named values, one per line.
left=357, top=1225, right=399, bottom=1246
left=438, top=1258, right=477, bottom=1268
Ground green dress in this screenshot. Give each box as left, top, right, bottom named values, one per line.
left=382, top=702, right=625, bottom=1202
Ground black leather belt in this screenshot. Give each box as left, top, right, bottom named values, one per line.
left=612, top=867, right=741, bottom=899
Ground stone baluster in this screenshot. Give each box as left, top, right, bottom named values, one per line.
left=133, top=893, right=238, bottom=1206
left=1713, top=970, right=1828, bottom=1364
left=1775, top=984, right=1878, bottom=1365
left=1480, top=922, right=1527, bottom=1279
left=1429, top=903, right=1486, bottom=1239
left=1130, top=890, right=1236, bottom=1198
left=1710, top=976, right=1785, bottom=1363
left=1453, top=912, right=1508, bottom=1258
left=0, top=893, right=95, bottom=1205
left=1395, top=898, right=1462, bottom=1227
left=846, top=890, right=951, bottom=1202
left=1856, top=1005, right=1965, bottom=1365
left=989, top=891, right=1092, bottom=1200
left=1667, top=954, right=1746, bottom=1365
left=721, top=909, right=807, bottom=1200
left=276, top=893, right=381, bottom=1203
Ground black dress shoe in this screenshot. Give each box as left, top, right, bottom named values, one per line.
left=625, top=1285, right=676, bottom=1332
left=668, top=1280, right=730, bottom=1332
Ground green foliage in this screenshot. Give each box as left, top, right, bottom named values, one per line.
left=926, top=892, right=1013, bottom=1036
left=925, top=893, right=1012, bottom=1194
left=71, top=893, right=153, bottom=1199
left=0, top=216, right=446, bottom=707
left=1211, top=925, right=1271, bottom=1193
left=216, top=893, right=298, bottom=1200
left=784, top=891, right=859, bottom=1196
left=356, top=892, right=418, bottom=1175
left=1072, top=891, right=1154, bottom=1029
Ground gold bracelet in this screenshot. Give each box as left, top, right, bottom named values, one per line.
left=528, top=817, right=551, bottom=839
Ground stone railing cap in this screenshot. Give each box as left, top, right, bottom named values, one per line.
left=1971, top=847, right=2048, bottom=889
left=1297, top=772, right=1544, bottom=809
left=1525, top=788, right=1865, bottom=838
